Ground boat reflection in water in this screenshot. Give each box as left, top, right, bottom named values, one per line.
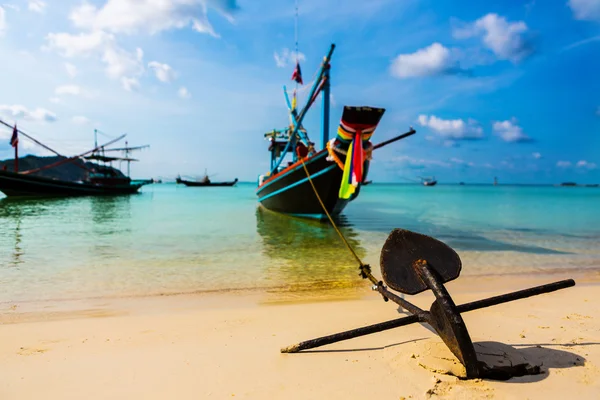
left=0, top=199, right=25, bottom=267
left=255, top=205, right=369, bottom=302
left=89, top=195, right=134, bottom=261
left=0, top=196, right=79, bottom=270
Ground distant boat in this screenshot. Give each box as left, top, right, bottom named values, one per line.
left=176, top=170, right=238, bottom=187
left=0, top=119, right=151, bottom=198
left=560, top=182, right=577, bottom=187
left=421, top=176, right=437, bottom=186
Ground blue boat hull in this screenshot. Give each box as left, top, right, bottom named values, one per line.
left=256, top=150, right=368, bottom=220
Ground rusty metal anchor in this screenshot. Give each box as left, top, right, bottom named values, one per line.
left=280, top=229, right=575, bottom=379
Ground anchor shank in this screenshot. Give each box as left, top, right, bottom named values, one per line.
left=414, top=259, right=480, bottom=378
left=456, top=279, right=575, bottom=313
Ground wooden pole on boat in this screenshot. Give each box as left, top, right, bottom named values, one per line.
left=21, top=134, right=126, bottom=175
left=12, top=124, right=19, bottom=173
left=14, top=139, right=18, bottom=172
left=321, top=60, right=331, bottom=150
left=296, top=44, right=335, bottom=123
left=372, top=128, right=417, bottom=150
left=0, top=117, right=100, bottom=175
left=269, top=44, right=335, bottom=175
left=0, top=118, right=66, bottom=159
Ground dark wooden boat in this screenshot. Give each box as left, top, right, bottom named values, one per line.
left=176, top=176, right=238, bottom=187
left=176, top=171, right=238, bottom=187
left=0, top=120, right=151, bottom=198
left=421, top=176, right=437, bottom=186
left=0, top=169, right=146, bottom=197
left=256, top=44, right=416, bottom=220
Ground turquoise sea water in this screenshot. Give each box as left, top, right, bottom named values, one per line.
left=1, top=183, right=599, bottom=304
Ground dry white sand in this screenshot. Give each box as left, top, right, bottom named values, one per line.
left=1, top=273, right=598, bottom=399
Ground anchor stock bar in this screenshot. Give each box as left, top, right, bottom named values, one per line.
left=281, top=278, right=575, bottom=353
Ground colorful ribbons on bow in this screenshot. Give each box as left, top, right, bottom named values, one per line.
left=337, top=121, right=377, bottom=199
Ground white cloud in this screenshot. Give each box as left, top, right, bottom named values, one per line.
left=390, top=43, right=461, bottom=78
left=55, top=84, right=82, bottom=95
left=45, top=31, right=114, bottom=57
left=68, top=0, right=238, bottom=37
left=391, top=155, right=451, bottom=169
left=148, top=61, right=176, bottom=83
left=178, top=86, right=191, bottom=98
left=274, top=48, right=306, bottom=68
left=71, top=116, right=90, bottom=125
left=450, top=157, right=475, bottom=167
left=2, top=4, right=19, bottom=12
left=0, top=104, right=57, bottom=122
left=121, top=77, right=140, bottom=92
left=532, top=152, right=542, bottom=159
left=576, top=160, right=598, bottom=169
left=45, top=1, right=240, bottom=92
left=28, top=1, right=46, bottom=13
left=492, top=118, right=532, bottom=142
left=0, top=6, right=6, bottom=36
left=557, top=161, right=572, bottom=168
left=65, top=62, right=78, bottom=78
left=453, top=13, right=533, bottom=63
left=569, top=0, right=600, bottom=21
left=102, top=46, right=144, bottom=80
left=46, top=31, right=144, bottom=90
left=417, top=114, right=483, bottom=140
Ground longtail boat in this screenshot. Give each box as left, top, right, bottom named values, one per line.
left=176, top=177, right=239, bottom=187
left=256, top=43, right=416, bottom=220
left=421, top=176, right=438, bottom=186
left=0, top=120, right=152, bottom=198
left=176, top=170, right=238, bottom=187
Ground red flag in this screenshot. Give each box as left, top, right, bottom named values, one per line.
left=10, top=124, right=18, bottom=148
left=291, top=61, right=303, bottom=85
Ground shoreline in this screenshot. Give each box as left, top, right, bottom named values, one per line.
left=0, top=268, right=600, bottom=314
left=0, top=270, right=600, bottom=325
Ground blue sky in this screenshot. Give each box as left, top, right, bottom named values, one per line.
left=0, top=0, right=598, bottom=184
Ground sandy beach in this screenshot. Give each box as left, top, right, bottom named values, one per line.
left=1, top=272, right=598, bottom=399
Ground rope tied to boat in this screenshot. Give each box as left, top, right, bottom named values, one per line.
left=299, top=157, right=380, bottom=287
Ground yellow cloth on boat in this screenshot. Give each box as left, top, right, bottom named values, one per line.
left=339, top=142, right=356, bottom=199
left=291, top=95, right=297, bottom=111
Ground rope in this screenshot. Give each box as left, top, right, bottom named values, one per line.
left=299, top=156, right=379, bottom=285
left=326, top=140, right=374, bottom=171
left=326, top=140, right=344, bottom=170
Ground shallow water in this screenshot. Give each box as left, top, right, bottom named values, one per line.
left=1, top=183, right=599, bottom=304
